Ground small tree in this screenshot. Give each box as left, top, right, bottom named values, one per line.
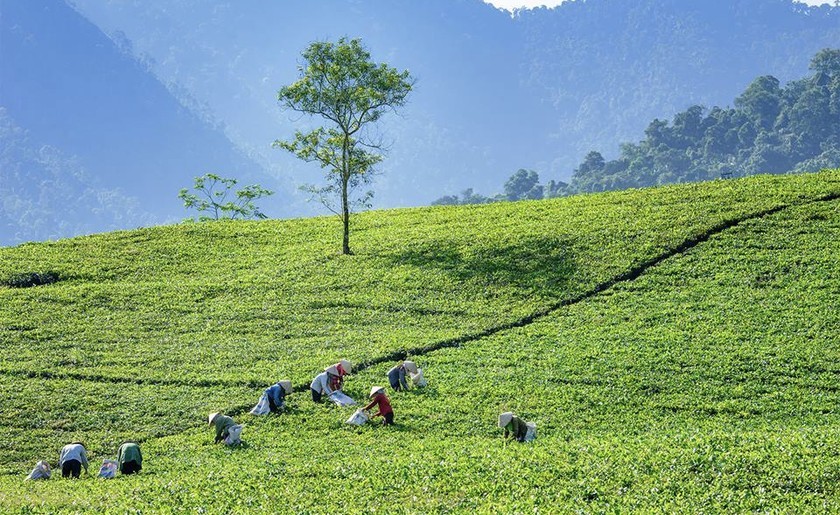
left=274, top=37, right=414, bottom=255
left=178, top=173, right=273, bottom=221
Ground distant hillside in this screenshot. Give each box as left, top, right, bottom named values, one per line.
left=569, top=48, right=840, bottom=192
left=2, top=0, right=839, bottom=245
left=0, top=0, right=276, bottom=246
left=435, top=48, right=840, bottom=204
left=0, top=108, right=156, bottom=243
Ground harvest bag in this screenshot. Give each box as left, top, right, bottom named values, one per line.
left=98, top=459, right=118, bottom=478
left=249, top=393, right=271, bottom=415
left=224, top=424, right=243, bottom=445
left=525, top=422, right=537, bottom=442
left=410, top=369, right=428, bottom=387
left=25, top=460, right=51, bottom=480
left=345, top=409, right=369, bottom=426
left=329, top=390, right=356, bottom=407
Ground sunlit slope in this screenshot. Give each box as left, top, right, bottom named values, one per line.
left=2, top=173, right=837, bottom=387
left=1, top=177, right=837, bottom=512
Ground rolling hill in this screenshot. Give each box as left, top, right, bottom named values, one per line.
left=0, top=170, right=838, bottom=511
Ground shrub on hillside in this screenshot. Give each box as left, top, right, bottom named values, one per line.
left=3, top=271, right=60, bottom=288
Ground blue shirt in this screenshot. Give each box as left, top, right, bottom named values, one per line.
left=265, top=383, right=286, bottom=406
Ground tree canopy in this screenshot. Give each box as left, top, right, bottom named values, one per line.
left=178, top=173, right=273, bottom=221
left=274, top=37, right=413, bottom=255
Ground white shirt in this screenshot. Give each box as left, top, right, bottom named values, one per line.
left=59, top=444, right=88, bottom=469
left=309, top=371, right=334, bottom=395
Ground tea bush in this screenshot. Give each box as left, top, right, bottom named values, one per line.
left=0, top=171, right=838, bottom=511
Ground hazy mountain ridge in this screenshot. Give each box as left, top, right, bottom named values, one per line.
left=0, top=0, right=275, bottom=245
left=1, top=0, right=838, bottom=246
left=0, top=108, right=155, bottom=243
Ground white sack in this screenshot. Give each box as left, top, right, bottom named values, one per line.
left=525, top=422, right=537, bottom=442
left=249, top=393, right=271, bottom=415
left=345, top=409, right=369, bottom=426
left=224, top=424, right=243, bottom=445
left=329, top=390, right=356, bottom=407
left=410, top=368, right=428, bottom=387
left=25, top=461, right=51, bottom=480
left=98, top=459, right=118, bottom=479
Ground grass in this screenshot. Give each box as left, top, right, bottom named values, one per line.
left=0, top=171, right=838, bottom=512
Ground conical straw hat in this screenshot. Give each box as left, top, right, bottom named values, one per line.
left=498, top=412, right=514, bottom=428
left=278, top=380, right=292, bottom=395
left=339, top=359, right=352, bottom=374
left=403, top=360, right=418, bottom=374
left=369, top=386, right=385, bottom=398
left=208, top=412, right=220, bottom=425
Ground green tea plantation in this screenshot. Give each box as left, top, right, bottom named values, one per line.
left=0, top=171, right=838, bottom=512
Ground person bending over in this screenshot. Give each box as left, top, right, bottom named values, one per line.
left=58, top=442, right=89, bottom=478
left=363, top=386, right=395, bottom=426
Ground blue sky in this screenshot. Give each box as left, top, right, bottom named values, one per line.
left=485, top=0, right=832, bottom=10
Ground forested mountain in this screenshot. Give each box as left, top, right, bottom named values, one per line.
left=0, top=108, right=156, bottom=242
left=434, top=48, right=840, bottom=204
left=570, top=49, right=840, bottom=192
left=2, top=0, right=839, bottom=245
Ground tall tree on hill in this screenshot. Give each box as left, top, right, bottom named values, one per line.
left=274, top=37, right=414, bottom=255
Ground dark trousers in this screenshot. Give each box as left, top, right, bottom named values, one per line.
left=383, top=412, right=395, bottom=426
left=311, top=388, right=322, bottom=403
left=62, top=459, right=81, bottom=478
left=268, top=396, right=285, bottom=413
left=120, top=460, right=141, bottom=475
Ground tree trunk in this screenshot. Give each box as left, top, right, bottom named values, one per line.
left=341, top=172, right=352, bottom=255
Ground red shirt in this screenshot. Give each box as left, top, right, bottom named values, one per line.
left=330, top=375, right=343, bottom=391
left=363, top=393, right=393, bottom=417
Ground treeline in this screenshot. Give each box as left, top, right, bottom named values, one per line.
left=432, top=169, right=572, bottom=205
left=435, top=48, right=840, bottom=205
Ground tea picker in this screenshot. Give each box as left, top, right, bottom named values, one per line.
left=251, top=380, right=293, bottom=414
left=331, top=359, right=352, bottom=391
left=387, top=360, right=418, bottom=391
left=363, top=386, right=395, bottom=426
left=209, top=412, right=243, bottom=445
left=311, top=365, right=356, bottom=405
left=117, top=441, right=143, bottom=474
left=58, top=441, right=89, bottom=478
left=310, top=366, right=338, bottom=403
left=498, top=412, right=536, bottom=443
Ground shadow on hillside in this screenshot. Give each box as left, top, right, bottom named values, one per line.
left=388, top=236, right=576, bottom=296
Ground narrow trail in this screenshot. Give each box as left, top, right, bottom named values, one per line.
left=0, top=192, right=837, bottom=463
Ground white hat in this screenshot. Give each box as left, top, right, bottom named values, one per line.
left=403, top=360, right=418, bottom=374
left=278, top=380, right=292, bottom=395
left=339, top=359, right=352, bottom=374
left=325, top=365, right=339, bottom=376
left=498, top=412, right=514, bottom=428
left=208, top=412, right=220, bottom=425
left=369, top=386, right=385, bottom=398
